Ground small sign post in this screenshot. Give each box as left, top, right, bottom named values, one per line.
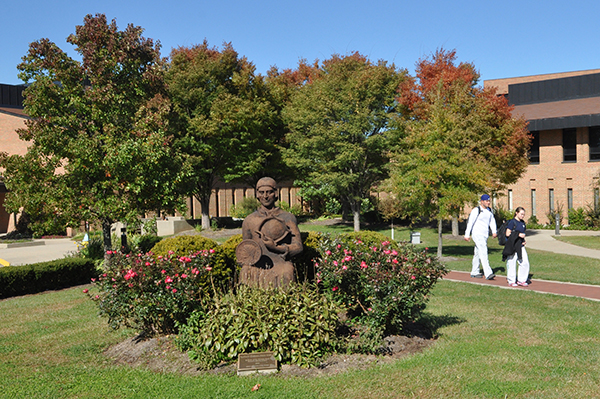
left=237, top=352, right=278, bottom=376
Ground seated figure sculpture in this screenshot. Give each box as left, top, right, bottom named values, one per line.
left=236, top=177, right=303, bottom=289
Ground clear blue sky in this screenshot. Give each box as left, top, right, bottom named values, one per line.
left=2, top=0, right=599, bottom=86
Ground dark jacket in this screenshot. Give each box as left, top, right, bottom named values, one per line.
left=502, top=229, right=523, bottom=262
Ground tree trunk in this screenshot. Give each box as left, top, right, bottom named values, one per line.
left=200, top=195, right=211, bottom=230
left=437, top=218, right=443, bottom=258
left=102, top=219, right=113, bottom=264
left=452, top=214, right=459, bottom=237
left=350, top=199, right=361, bottom=232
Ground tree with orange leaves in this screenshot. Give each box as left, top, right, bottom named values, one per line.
left=386, top=49, right=530, bottom=256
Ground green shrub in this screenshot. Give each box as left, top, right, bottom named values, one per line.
left=136, top=234, right=163, bottom=254
left=0, top=258, right=97, bottom=299
left=150, top=235, right=218, bottom=257
left=229, top=197, right=260, bottom=218
left=567, top=207, right=587, bottom=228
left=176, top=284, right=343, bottom=369
left=151, top=235, right=233, bottom=287
left=316, top=234, right=447, bottom=337
left=88, top=250, right=219, bottom=335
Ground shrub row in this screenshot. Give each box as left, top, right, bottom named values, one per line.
left=0, top=257, right=97, bottom=299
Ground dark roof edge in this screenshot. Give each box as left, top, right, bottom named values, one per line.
left=528, top=114, right=600, bottom=131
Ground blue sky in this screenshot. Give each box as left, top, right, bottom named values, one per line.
left=2, top=0, right=599, bottom=86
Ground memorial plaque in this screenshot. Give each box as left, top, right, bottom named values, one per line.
left=237, top=351, right=278, bottom=376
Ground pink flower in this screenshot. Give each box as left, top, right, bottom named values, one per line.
left=191, top=268, right=199, bottom=275
left=209, top=249, right=215, bottom=254
left=332, top=286, right=339, bottom=292
left=165, top=276, right=173, bottom=284
left=392, top=259, right=399, bottom=264
left=172, top=289, right=177, bottom=293
left=326, top=250, right=332, bottom=256
left=145, top=262, right=151, bottom=266
left=411, top=276, right=416, bottom=280
left=205, top=266, right=212, bottom=271
left=333, top=261, right=338, bottom=266
left=360, top=261, right=367, bottom=269
left=342, top=265, right=348, bottom=270
left=181, top=274, right=188, bottom=279
left=368, top=308, right=372, bottom=312
left=337, top=244, right=341, bottom=249
left=94, top=295, right=99, bottom=299
left=168, top=250, right=174, bottom=255
left=344, top=256, right=353, bottom=262
left=391, top=250, right=398, bottom=256
left=82, top=289, right=89, bottom=293
left=90, top=278, right=96, bottom=282
left=161, top=269, right=166, bottom=274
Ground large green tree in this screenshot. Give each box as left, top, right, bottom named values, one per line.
left=387, top=49, right=530, bottom=256
left=0, top=14, right=182, bottom=252
left=282, top=53, right=407, bottom=231
left=166, top=42, right=280, bottom=230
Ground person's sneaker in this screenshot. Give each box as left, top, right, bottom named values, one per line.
left=486, top=273, right=496, bottom=280
left=470, top=273, right=484, bottom=278
left=508, top=282, right=518, bottom=287
left=517, top=281, right=529, bottom=287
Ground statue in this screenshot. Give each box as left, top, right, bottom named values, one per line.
left=236, top=177, right=303, bottom=288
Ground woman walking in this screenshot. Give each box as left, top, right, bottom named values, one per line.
left=502, top=207, right=530, bottom=287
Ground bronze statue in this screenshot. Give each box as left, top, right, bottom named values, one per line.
left=236, top=177, right=303, bottom=288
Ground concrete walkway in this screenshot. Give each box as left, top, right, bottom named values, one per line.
left=0, top=238, right=78, bottom=266
left=447, top=228, right=600, bottom=301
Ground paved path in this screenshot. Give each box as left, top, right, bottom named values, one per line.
left=444, top=271, right=600, bottom=302
left=0, top=238, right=78, bottom=266
left=448, top=228, right=600, bottom=301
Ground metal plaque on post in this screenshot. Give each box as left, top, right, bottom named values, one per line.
left=237, top=351, right=278, bottom=376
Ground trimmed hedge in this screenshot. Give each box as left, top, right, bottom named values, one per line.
left=0, top=257, right=97, bottom=299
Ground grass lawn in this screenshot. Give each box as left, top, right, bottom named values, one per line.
left=554, top=235, right=600, bottom=251
left=3, top=220, right=598, bottom=398
left=1, top=280, right=599, bottom=398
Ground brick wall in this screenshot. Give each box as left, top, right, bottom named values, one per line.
left=496, top=127, right=600, bottom=224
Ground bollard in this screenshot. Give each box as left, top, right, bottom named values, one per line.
left=555, top=213, right=560, bottom=236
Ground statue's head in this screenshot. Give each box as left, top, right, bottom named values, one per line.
left=256, top=177, right=278, bottom=209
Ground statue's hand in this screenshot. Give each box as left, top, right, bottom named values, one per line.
left=262, top=235, right=278, bottom=252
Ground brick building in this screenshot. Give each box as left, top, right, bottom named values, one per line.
left=0, top=84, right=28, bottom=233
left=485, top=69, right=600, bottom=224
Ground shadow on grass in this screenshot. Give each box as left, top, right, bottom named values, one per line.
left=405, top=312, right=465, bottom=339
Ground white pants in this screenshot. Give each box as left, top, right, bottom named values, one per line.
left=506, top=246, right=530, bottom=284
left=471, top=235, right=494, bottom=278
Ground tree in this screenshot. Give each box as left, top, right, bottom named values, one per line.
left=386, top=49, right=530, bottom=256
left=282, top=53, right=407, bottom=231
left=166, top=42, right=279, bottom=230
left=0, top=14, right=183, bottom=253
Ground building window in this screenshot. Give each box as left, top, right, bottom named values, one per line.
left=531, top=189, right=536, bottom=216
left=549, top=188, right=555, bottom=212
left=595, top=188, right=599, bottom=212
left=563, top=128, right=577, bottom=162
left=567, top=188, right=573, bottom=210
left=529, top=131, right=540, bottom=164
left=590, top=126, right=600, bottom=161
left=508, top=189, right=513, bottom=211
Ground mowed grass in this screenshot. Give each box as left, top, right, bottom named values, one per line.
left=1, top=280, right=599, bottom=398
left=554, top=234, right=600, bottom=250
left=2, top=221, right=599, bottom=398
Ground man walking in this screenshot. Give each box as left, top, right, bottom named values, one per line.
left=464, top=194, right=497, bottom=280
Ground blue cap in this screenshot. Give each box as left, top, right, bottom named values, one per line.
left=481, top=194, right=491, bottom=201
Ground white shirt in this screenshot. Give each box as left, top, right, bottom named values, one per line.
left=464, top=206, right=497, bottom=239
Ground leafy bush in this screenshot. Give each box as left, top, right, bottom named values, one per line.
left=567, top=207, right=587, bottom=228
left=229, top=197, right=260, bottom=218
left=77, top=236, right=105, bottom=260
left=151, top=235, right=218, bottom=257
left=150, top=235, right=233, bottom=287
left=0, top=258, right=97, bottom=299
left=176, top=284, right=343, bottom=369
left=547, top=201, right=564, bottom=226
left=87, top=250, right=220, bottom=335
left=315, top=234, right=447, bottom=337
left=136, top=234, right=163, bottom=254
